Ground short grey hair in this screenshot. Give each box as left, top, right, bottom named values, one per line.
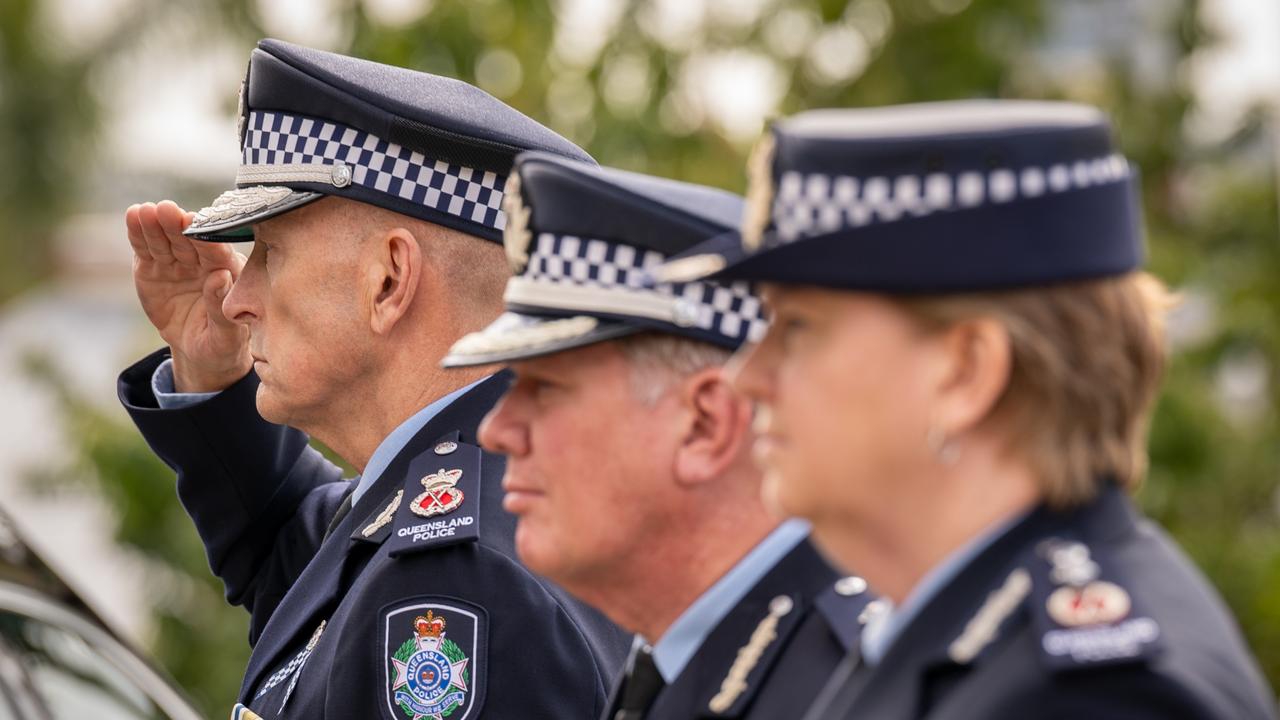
left=615, top=332, right=732, bottom=404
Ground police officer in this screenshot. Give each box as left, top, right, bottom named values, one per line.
left=117, top=39, right=629, bottom=719
left=438, top=152, right=877, bottom=720
left=663, top=100, right=1278, bottom=719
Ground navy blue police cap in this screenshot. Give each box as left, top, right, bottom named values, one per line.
left=441, top=152, right=768, bottom=367
left=185, top=39, right=594, bottom=242
left=658, top=100, right=1144, bottom=292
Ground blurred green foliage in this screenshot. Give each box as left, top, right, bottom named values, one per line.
left=22, top=352, right=249, bottom=715
left=7, top=0, right=1278, bottom=714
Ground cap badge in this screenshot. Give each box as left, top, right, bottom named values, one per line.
left=331, top=162, right=353, bottom=188
left=502, top=173, right=533, bottom=274
left=411, top=469, right=465, bottom=518
left=741, top=132, right=777, bottom=252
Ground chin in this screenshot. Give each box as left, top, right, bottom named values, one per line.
left=513, top=523, right=561, bottom=578
left=253, top=386, right=291, bottom=425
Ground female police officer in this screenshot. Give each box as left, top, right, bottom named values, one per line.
left=661, top=100, right=1277, bottom=719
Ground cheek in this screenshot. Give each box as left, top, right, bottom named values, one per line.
left=768, top=330, right=932, bottom=517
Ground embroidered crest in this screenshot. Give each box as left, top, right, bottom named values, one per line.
left=741, top=132, right=777, bottom=252
left=385, top=602, right=484, bottom=720
left=502, top=173, right=533, bottom=274
left=191, top=186, right=294, bottom=228
left=1046, top=580, right=1131, bottom=627
left=364, top=491, right=404, bottom=538
left=707, top=595, right=794, bottom=714
left=948, top=568, right=1031, bottom=664
left=412, top=469, right=465, bottom=518
left=1029, top=537, right=1163, bottom=670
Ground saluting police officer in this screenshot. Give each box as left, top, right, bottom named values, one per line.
left=117, top=39, right=629, bottom=719
left=664, top=100, right=1279, bottom=719
left=438, top=152, right=877, bottom=720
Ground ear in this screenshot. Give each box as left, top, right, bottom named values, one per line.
left=673, top=367, right=754, bottom=487
left=366, top=228, right=422, bottom=336
left=929, top=317, right=1013, bottom=438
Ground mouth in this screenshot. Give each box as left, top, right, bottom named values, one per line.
left=752, top=432, right=785, bottom=470
left=501, top=473, right=545, bottom=514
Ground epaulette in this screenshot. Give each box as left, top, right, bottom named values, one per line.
left=945, top=537, right=1163, bottom=672
left=1024, top=537, right=1164, bottom=672
left=351, top=432, right=482, bottom=556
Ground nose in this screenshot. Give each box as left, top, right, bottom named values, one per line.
left=726, top=333, right=778, bottom=406
left=222, top=241, right=266, bottom=326
left=478, top=392, right=529, bottom=458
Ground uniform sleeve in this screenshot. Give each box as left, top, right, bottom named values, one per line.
left=332, top=542, right=621, bottom=720
left=118, top=348, right=350, bottom=636
left=993, top=667, right=1223, bottom=720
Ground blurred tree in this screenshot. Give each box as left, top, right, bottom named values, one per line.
left=19, top=0, right=1279, bottom=712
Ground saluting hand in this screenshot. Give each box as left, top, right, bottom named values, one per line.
left=126, top=201, right=252, bottom=392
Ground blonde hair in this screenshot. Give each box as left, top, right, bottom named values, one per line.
left=899, top=272, right=1174, bottom=509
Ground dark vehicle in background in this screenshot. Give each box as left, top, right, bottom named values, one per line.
left=0, top=509, right=201, bottom=720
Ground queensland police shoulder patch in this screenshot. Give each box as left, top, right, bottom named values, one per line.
left=383, top=600, right=486, bottom=720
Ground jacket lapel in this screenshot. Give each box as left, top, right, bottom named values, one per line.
left=238, top=372, right=512, bottom=700
left=647, top=540, right=836, bottom=719
left=837, top=489, right=1140, bottom=717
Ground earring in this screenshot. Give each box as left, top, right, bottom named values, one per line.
left=927, top=426, right=961, bottom=465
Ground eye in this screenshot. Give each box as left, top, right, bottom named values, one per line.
left=776, top=315, right=809, bottom=349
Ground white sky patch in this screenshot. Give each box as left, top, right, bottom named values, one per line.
left=255, top=0, right=350, bottom=50
left=100, top=35, right=245, bottom=182
left=1188, top=0, right=1280, bottom=139
left=552, top=0, right=626, bottom=67
left=363, top=0, right=435, bottom=28
left=39, top=0, right=135, bottom=56
left=679, top=50, right=787, bottom=142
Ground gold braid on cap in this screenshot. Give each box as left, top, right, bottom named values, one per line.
left=502, top=173, right=534, bottom=274
left=741, top=132, right=777, bottom=252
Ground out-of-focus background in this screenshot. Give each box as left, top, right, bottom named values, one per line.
left=0, top=0, right=1276, bottom=714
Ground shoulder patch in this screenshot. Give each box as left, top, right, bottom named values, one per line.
left=385, top=437, right=483, bottom=557
left=1027, top=537, right=1163, bottom=672
left=381, top=598, right=488, bottom=720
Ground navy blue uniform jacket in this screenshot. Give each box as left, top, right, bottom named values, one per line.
left=805, top=484, right=1278, bottom=720
left=602, top=539, right=875, bottom=719
left=120, top=349, right=630, bottom=720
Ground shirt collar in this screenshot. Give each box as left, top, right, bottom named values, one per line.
left=643, top=519, right=810, bottom=683
left=860, top=509, right=1029, bottom=666
left=351, top=376, right=490, bottom=505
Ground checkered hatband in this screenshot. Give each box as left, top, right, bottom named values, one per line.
left=508, top=233, right=769, bottom=345
left=768, top=153, right=1132, bottom=247
left=240, top=110, right=507, bottom=231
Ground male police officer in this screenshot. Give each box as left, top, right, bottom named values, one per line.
left=438, top=152, right=877, bottom=720
left=661, top=101, right=1278, bottom=719
left=117, top=40, right=629, bottom=719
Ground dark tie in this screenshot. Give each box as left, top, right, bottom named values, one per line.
left=321, top=492, right=354, bottom=543
left=614, top=646, right=665, bottom=720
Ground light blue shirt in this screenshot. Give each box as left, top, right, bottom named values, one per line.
left=352, top=377, right=488, bottom=504
left=642, top=519, right=811, bottom=683
left=150, top=358, right=488, bottom=505
left=860, top=510, right=1028, bottom=666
